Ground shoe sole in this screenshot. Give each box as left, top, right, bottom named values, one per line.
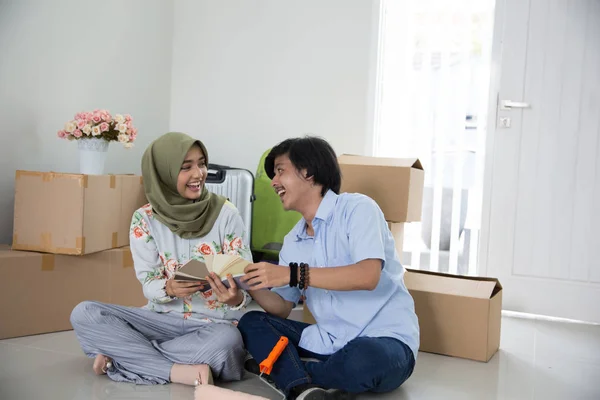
left=297, top=388, right=357, bottom=400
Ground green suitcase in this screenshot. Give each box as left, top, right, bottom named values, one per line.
left=251, top=149, right=302, bottom=259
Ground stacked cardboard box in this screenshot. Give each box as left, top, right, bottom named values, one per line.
left=338, top=155, right=425, bottom=223
left=1, top=171, right=148, bottom=339
left=302, top=155, right=503, bottom=363
left=13, top=171, right=147, bottom=255
left=0, top=245, right=146, bottom=339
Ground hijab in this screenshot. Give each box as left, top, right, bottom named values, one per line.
left=141, top=132, right=226, bottom=238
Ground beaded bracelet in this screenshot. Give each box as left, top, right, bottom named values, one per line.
left=289, top=262, right=299, bottom=287
left=299, top=263, right=309, bottom=290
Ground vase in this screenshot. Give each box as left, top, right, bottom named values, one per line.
left=77, top=137, right=109, bottom=175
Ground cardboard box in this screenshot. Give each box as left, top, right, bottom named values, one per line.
left=338, top=155, right=424, bottom=223
left=0, top=245, right=146, bottom=340
left=388, top=221, right=405, bottom=262
left=404, top=269, right=502, bottom=362
left=12, top=171, right=146, bottom=255
left=303, top=303, right=317, bottom=325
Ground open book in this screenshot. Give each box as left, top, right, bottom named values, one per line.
left=174, top=255, right=252, bottom=291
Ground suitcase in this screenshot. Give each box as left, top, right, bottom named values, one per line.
left=251, top=149, right=302, bottom=259
left=205, top=164, right=255, bottom=243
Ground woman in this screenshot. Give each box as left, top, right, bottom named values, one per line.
left=70, top=132, right=253, bottom=386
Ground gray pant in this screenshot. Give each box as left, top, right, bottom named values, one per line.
left=70, top=301, right=245, bottom=385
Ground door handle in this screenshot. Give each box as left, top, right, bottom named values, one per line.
left=500, top=100, right=531, bottom=110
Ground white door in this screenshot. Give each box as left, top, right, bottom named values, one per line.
left=480, top=0, right=600, bottom=323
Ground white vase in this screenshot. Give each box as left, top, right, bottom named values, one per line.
left=77, top=137, right=109, bottom=175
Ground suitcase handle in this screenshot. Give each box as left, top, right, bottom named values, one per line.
left=206, top=163, right=230, bottom=184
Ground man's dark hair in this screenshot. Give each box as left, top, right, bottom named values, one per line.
left=265, top=136, right=341, bottom=196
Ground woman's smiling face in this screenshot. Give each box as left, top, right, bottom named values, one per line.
left=177, top=144, right=207, bottom=200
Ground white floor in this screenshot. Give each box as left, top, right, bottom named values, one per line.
left=1, top=314, right=599, bottom=400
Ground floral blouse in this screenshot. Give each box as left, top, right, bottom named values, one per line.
left=129, top=201, right=253, bottom=324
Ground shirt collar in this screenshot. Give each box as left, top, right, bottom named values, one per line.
left=314, top=189, right=338, bottom=223
left=294, top=190, right=338, bottom=241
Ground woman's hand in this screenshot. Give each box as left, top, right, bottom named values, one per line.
left=205, top=273, right=243, bottom=307
left=166, top=279, right=204, bottom=298
left=241, top=262, right=289, bottom=291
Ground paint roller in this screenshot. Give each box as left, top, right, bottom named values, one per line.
left=194, top=336, right=289, bottom=400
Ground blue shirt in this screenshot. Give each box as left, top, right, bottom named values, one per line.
left=272, top=190, right=420, bottom=358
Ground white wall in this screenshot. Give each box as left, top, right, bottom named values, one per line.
left=0, top=0, right=174, bottom=244
left=170, top=0, right=379, bottom=173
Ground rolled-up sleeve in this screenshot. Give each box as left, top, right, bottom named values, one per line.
left=347, top=199, right=387, bottom=268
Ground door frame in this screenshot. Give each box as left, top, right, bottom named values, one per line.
left=478, top=0, right=506, bottom=279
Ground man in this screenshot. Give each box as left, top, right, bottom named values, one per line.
left=239, top=137, right=419, bottom=400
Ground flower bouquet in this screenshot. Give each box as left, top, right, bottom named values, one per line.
left=57, top=109, right=138, bottom=174
left=57, top=109, right=137, bottom=148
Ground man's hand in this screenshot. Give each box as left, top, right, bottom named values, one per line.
left=166, top=279, right=204, bottom=298
left=205, top=273, right=243, bottom=307
left=241, top=262, right=289, bottom=290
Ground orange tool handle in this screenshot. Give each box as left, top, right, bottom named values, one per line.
left=259, top=336, right=289, bottom=375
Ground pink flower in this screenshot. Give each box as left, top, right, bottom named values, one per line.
left=57, top=130, right=67, bottom=138
left=99, top=122, right=109, bottom=132
left=166, top=259, right=178, bottom=271
left=230, top=237, right=243, bottom=249
left=125, top=114, right=132, bottom=122
left=143, top=204, right=153, bottom=217
left=132, top=226, right=144, bottom=239
left=85, top=112, right=94, bottom=123
left=76, top=119, right=87, bottom=129
left=73, top=129, right=83, bottom=138
left=198, top=244, right=213, bottom=255
left=92, top=114, right=102, bottom=123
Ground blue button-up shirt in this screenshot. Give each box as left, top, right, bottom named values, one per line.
left=272, top=190, right=420, bottom=358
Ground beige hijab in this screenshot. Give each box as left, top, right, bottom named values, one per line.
left=141, top=132, right=226, bottom=238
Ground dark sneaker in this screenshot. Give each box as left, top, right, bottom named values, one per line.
left=244, top=358, right=261, bottom=375
left=244, top=358, right=277, bottom=387
left=296, top=387, right=356, bottom=400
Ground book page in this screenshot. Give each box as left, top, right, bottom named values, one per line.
left=203, top=254, right=214, bottom=273
left=210, top=254, right=231, bottom=275
left=174, top=259, right=210, bottom=280
left=218, top=257, right=251, bottom=277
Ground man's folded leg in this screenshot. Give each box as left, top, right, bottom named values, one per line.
left=304, top=336, right=415, bottom=394
left=238, top=311, right=366, bottom=399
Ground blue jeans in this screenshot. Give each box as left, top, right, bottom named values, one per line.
left=238, top=311, right=415, bottom=395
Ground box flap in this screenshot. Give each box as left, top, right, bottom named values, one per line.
left=405, top=268, right=501, bottom=299
left=338, top=154, right=423, bottom=170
